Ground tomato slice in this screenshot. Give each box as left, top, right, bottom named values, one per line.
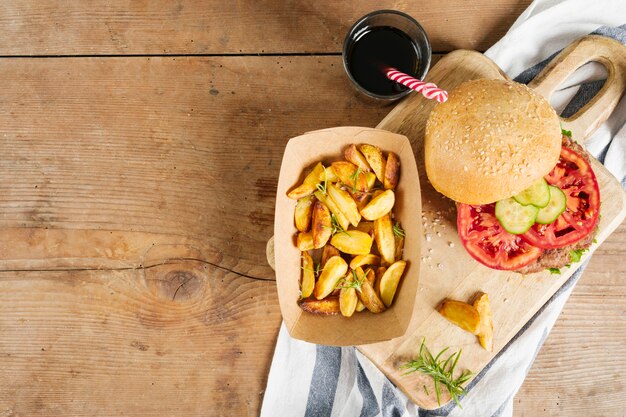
left=457, top=203, right=543, bottom=270
left=521, top=146, right=600, bottom=249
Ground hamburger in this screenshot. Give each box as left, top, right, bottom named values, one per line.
left=424, top=79, right=600, bottom=273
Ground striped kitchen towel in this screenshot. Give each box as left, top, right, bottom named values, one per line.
left=261, top=1, right=626, bottom=415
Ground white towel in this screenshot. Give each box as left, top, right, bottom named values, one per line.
left=261, top=1, right=626, bottom=415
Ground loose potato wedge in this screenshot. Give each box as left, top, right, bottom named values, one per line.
left=300, top=251, right=315, bottom=298
left=359, top=144, right=386, bottom=183
left=331, top=161, right=369, bottom=192
left=350, top=254, right=381, bottom=270
left=299, top=296, right=340, bottom=315
left=378, top=260, right=407, bottom=307
left=294, top=195, right=315, bottom=232
left=327, top=183, right=361, bottom=227
left=339, top=272, right=359, bottom=317
left=360, top=189, right=395, bottom=221
left=474, top=292, right=494, bottom=352
left=297, top=232, right=315, bottom=251
left=374, top=213, right=395, bottom=264
left=330, top=230, right=373, bottom=255
left=383, top=152, right=400, bottom=190
left=311, top=200, right=332, bottom=249
left=438, top=299, right=481, bottom=335
left=314, top=190, right=350, bottom=231
left=317, top=165, right=339, bottom=183
left=344, top=144, right=372, bottom=172
left=314, top=256, right=348, bottom=300
left=355, top=267, right=386, bottom=313
left=287, top=162, right=325, bottom=200
left=355, top=300, right=366, bottom=312
left=321, top=244, right=341, bottom=268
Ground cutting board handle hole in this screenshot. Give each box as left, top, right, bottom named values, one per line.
left=548, top=61, right=608, bottom=118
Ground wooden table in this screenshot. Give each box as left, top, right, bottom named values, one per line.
left=0, top=2, right=623, bottom=416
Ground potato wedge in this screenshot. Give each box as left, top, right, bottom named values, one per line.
left=327, top=183, right=361, bottom=227
left=355, top=267, right=386, bottom=313
left=360, top=189, right=395, bottom=221
left=352, top=221, right=374, bottom=236
left=294, top=195, right=315, bottom=232
left=344, top=144, right=372, bottom=172
left=355, top=300, right=366, bottom=312
left=359, top=144, right=386, bottom=183
left=374, top=213, right=395, bottom=264
left=394, top=235, right=404, bottom=260
left=287, top=162, right=325, bottom=200
left=321, top=244, right=341, bottom=268
left=364, top=172, right=377, bottom=190
left=296, top=232, right=314, bottom=251
left=299, top=296, right=340, bottom=315
left=317, top=165, right=339, bottom=183
left=383, top=152, right=400, bottom=190
left=438, top=299, right=481, bottom=335
left=311, top=200, right=332, bottom=249
left=314, top=256, right=348, bottom=300
left=363, top=267, right=376, bottom=285
left=331, top=230, right=373, bottom=255
left=339, top=272, right=359, bottom=317
left=314, top=190, right=350, bottom=231
left=351, top=191, right=372, bottom=211
left=379, top=260, right=407, bottom=307
left=300, top=251, right=315, bottom=298
left=374, top=266, right=387, bottom=296
left=350, top=254, right=381, bottom=270
left=474, top=292, right=494, bottom=352
left=331, top=161, right=369, bottom=192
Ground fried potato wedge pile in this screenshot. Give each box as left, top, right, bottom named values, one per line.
left=288, top=143, right=407, bottom=317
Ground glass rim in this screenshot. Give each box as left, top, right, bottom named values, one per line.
left=342, top=10, right=432, bottom=100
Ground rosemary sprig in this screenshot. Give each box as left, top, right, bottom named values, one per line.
left=316, top=167, right=329, bottom=194
left=349, top=167, right=361, bottom=194
left=393, top=222, right=405, bottom=238
left=300, top=262, right=321, bottom=277
left=335, top=269, right=366, bottom=291
left=323, top=213, right=350, bottom=236
left=401, top=339, right=473, bottom=408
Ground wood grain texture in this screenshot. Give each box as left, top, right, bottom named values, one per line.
left=514, top=220, right=626, bottom=417
left=0, top=55, right=401, bottom=278
left=0, top=267, right=281, bottom=416
left=0, top=1, right=530, bottom=55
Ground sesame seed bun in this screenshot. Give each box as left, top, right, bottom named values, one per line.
left=424, top=79, right=562, bottom=205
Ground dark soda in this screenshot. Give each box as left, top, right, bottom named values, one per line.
left=347, top=26, right=419, bottom=97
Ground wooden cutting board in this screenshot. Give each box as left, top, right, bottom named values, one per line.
left=355, top=35, right=626, bottom=409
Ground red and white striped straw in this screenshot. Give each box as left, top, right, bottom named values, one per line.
left=385, top=68, right=448, bottom=103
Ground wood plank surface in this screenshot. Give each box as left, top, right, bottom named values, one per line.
left=0, top=1, right=530, bottom=55
left=0, top=267, right=281, bottom=416
left=514, top=221, right=626, bottom=417
left=0, top=51, right=622, bottom=416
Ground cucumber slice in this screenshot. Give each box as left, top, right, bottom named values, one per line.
left=536, top=186, right=567, bottom=224
left=495, top=198, right=539, bottom=234
left=513, top=178, right=550, bottom=208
